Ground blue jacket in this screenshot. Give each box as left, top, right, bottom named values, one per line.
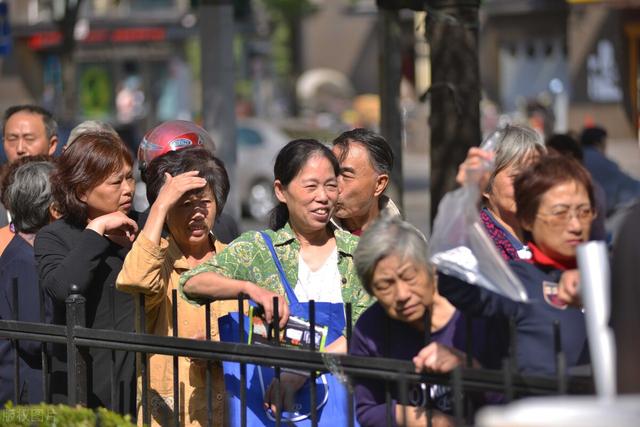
left=583, top=146, right=640, bottom=214
left=439, top=261, right=589, bottom=376
left=0, top=235, right=46, bottom=405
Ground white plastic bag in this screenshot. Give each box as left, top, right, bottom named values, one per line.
left=429, top=130, right=528, bottom=302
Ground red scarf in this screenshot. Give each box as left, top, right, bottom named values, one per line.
left=528, top=242, right=577, bottom=270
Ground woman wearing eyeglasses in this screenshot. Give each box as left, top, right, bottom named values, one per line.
left=438, top=154, right=591, bottom=375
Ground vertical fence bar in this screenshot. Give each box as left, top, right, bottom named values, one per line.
left=502, top=358, right=513, bottom=402
left=66, top=284, right=87, bottom=406
left=109, top=283, right=117, bottom=412
left=39, top=287, right=50, bottom=403
left=504, top=317, right=517, bottom=402
left=385, top=381, right=392, bottom=427
left=308, top=298, right=315, bottom=352
left=238, top=294, right=247, bottom=427
left=345, top=302, right=354, bottom=427
left=205, top=302, right=213, bottom=427
left=423, top=309, right=433, bottom=427
left=465, top=315, right=473, bottom=426
left=384, top=314, right=392, bottom=427
left=553, top=321, right=567, bottom=394
left=139, top=294, right=150, bottom=426
left=398, top=374, right=408, bottom=427
left=426, top=387, right=433, bottom=427
left=345, top=302, right=353, bottom=349
left=11, top=278, right=20, bottom=403
left=453, top=366, right=464, bottom=426
left=172, top=289, right=180, bottom=427
left=309, top=300, right=317, bottom=427
left=273, top=296, right=281, bottom=427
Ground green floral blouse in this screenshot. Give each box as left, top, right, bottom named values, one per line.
left=179, top=223, right=372, bottom=323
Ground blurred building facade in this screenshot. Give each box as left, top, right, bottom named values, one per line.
left=2, top=0, right=200, bottom=129
left=481, top=0, right=640, bottom=139
left=5, top=0, right=637, bottom=141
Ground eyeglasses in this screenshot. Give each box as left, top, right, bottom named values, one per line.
left=537, top=206, right=595, bottom=226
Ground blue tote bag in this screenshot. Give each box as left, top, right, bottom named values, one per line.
left=218, top=232, right=357, bottom=426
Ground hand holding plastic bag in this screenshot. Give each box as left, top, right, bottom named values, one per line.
left=429, top=129, right=528, bottom=302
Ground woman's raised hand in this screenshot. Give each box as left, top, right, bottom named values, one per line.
left=141, top=171, right=207, bottom=245
left=455, top=147, right=494, bottom=187
left=87, top=211, right=139, bottom=243
left=155, top=171, right=207, bottom=212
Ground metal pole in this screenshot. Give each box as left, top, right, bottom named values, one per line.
left=199, top=0, right=239, bottom=221
left=12, top=279, right=20, bottom=403
left=379, top=7, right=404, bottom=210
left=427, top=0, right=481, bottom=224
left=66, top=284, right=87, bottom=406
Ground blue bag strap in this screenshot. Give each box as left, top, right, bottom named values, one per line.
left=259, top=231, right=302, bottom=310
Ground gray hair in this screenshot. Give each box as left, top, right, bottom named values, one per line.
left=487, top=124, right=546, bottom=193
left=66, top=121, right=118, bottom=149
left=354, top=215, right=429, bottom=295
left=6, top=161, right=55, bottom=233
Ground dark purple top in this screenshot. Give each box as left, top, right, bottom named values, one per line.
left=349, top=303, right=465, bottom=427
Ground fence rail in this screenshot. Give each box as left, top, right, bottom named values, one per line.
left=0, top=286, right=594, bottom=426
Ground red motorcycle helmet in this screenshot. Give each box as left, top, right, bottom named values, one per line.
left=137, top=120, right=213, bottom=176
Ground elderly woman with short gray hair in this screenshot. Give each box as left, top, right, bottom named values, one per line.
left=349, top=215, right=479, bottom=427
left=0, top=158, right=55, bottom=405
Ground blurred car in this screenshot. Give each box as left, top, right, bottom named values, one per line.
left=237, top=118, right=289, bottom=221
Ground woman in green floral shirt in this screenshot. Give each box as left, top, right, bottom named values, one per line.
left=180, top=139, right=372, bottom=421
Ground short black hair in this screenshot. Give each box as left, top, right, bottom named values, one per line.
left=145, top=146, right=230, bottom=219
left=2, top=104, right=58, bottom=140
left=332, top=128, right=394, bottom=175
left=546, top=133, right=583, bottom=161
left=270, top=139, right=339, bottom=231
left=580, top=126, right=607, bottom=147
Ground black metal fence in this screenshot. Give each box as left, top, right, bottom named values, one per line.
left=0, top=281, right=593, bottom=426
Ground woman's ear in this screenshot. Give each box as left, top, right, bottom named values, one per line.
left=274, top=180, right=287, bottom=204
left=49, top=202, right=63, bottom=221
left=520, top=217, right=534, bottom=234
left=428, top=266, right=437, bottom=295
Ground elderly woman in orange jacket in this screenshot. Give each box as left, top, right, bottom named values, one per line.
left=117, top=146, right=235, bottom=426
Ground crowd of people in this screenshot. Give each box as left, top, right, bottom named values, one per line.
left=0, top=103, right=638, bottom=426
